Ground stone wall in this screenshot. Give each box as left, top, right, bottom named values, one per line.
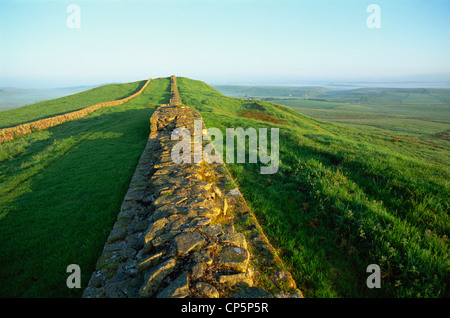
left=82, top=76, right=302, bottom=298
left=0, top=78, right=152, bottom=143
left=168, top=75, right=182, bottom=106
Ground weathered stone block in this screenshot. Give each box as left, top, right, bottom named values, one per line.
left=201, top=224, right=223, bottom=237
left=132, top=219, right=149, bottom=233
left=139, top=258, right=176, bottom=297
left=145, top=218, right=169, bottom=244
left=153, top=204, right=179, bottom=222
left=217, top=246, right=250, bottom=272
left=151, top=230, right=179, bottom=248
left=156, top=271, right=189, bottom=298
left=144, top=218, right=169, bottom=252
left=174, top=231, right=205, bottom=255
left=195, top=282, right=220, bottom=298
left=191, top=262, right=204, bottom=280
left=218, top=273, right=253, bottom=287
left=136, top=251, right=165, bottom=273
left=107, top=227, right=127, bottom=244
left=219, top=233, right=247, bottom=249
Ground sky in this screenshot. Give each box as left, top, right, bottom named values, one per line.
left=0, top=0, right=449, bottom=88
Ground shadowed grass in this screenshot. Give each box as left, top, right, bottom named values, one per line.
left=0, top=77, right=170, bottom=297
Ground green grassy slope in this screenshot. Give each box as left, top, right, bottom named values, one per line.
left=0, top=80, right=147, bottom=129
left=324, top=87, right=450, bottom=104
left=0, top=77, right=170, bottom=297
left=0, top=86, right=101, bottom=111
left=0, top=77, right=448, bottom=298
left=246, top=88, right=450, bottom=149
left=214, top=85, right=450, bottom=149
left=178, top=77, right=449, bottom=298
left=281, top=101, right=449, bottom=146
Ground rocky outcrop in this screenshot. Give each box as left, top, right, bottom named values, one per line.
left=0, top=78, right=152, bottom=143
left=82, top=76, right=302, bottom=298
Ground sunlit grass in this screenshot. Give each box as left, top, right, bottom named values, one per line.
left=178, top=77, right=449, bottom=298
left=0, top=77, right=170, bottom=297
left=0, top=80, right=147, bottom=129
left=0, top=76, right=448, bottom=298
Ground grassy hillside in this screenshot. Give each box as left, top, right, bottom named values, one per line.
left=0, top=86, right=100, bottom=112
left=216, top=85, right=450, bottom=149
left=0, top=76, right=448, bottom=298
left=0, top=80, right=147, bottom=129
left=0, top=77, right=170, bottom=297
left=179, top=77, right=449, bottom=297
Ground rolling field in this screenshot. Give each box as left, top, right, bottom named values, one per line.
left=0, top=86, right=100, bottom=112
left=183, top=79, right=449, bottom=297
left=0, top=77, right=448, bottom=298
left=219, top=86, right=450, bottom=149
left=0, top=77, right=170, bottom=297
left=0, top=80, right=147, bottom=129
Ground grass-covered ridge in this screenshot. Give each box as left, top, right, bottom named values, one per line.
left=0, top=76, right=448, bottom=298
left=0, top=80, right=147, bottom=129
left=178, top=77, right=449, bottom=297
left=0, top=77, right=170, bottom=297
left=216, top=85, right=450, bottom=149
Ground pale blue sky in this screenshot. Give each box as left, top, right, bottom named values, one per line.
left=0, top=0, right=449, bottom=88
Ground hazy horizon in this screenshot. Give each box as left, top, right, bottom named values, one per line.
left=1, top=0, right=449, bottom=89
left=2, top=74, right=450, bottom=90
left=2, top=75, right=450, bottom=112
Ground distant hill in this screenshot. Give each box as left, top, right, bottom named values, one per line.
left=0, top=86, right=103, bottom=111
left=0, top=81, right=146, bottom=129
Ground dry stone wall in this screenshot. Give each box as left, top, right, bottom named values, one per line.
left=82, top=76, right=302, bottom=298
left=0, top=78, right=152, bottom=143
left=168, top=75, right=182, bottom=106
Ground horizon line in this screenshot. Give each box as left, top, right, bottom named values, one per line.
left=2, top=74, right=450, bottom=90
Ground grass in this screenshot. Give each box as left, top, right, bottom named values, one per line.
left=232, top=87, right=450, bottom=149
left=0, top=80, right=147, bottom=129
left=0, top=77, right=170, bottom=297
left=283, top=102, right=450, bottom=146
left=179, top=77, right=449, bottom=298
left=0, top=87, right=102, bottom=112
left=0, top=76, right=448, bottom=298
left=215, top=85, right=450, bottom=149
